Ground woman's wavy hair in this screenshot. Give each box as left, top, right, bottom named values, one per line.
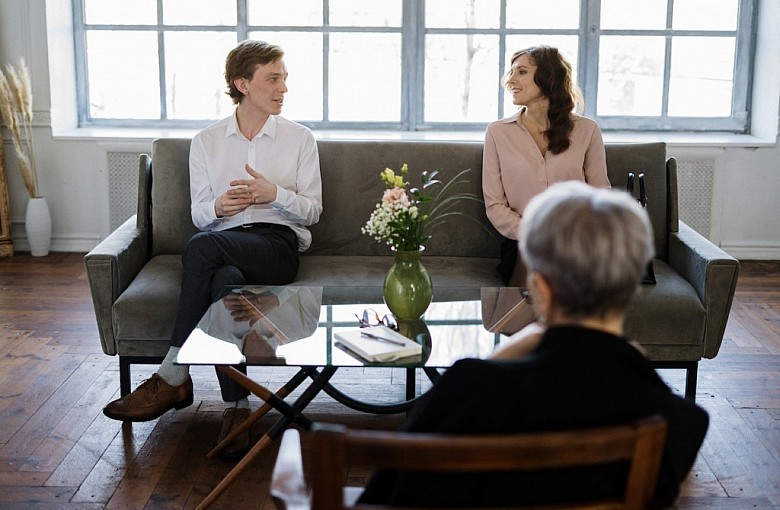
left=507, top=46, right=584, bottom=154
left=225, top=40, right=284, bottom=104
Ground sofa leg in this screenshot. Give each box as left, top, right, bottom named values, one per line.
left=119, top=356, right=132, bottom=396
left=118, top=356, right=165, bottom=396
left=684, top=363, right=698, bottom=402
left=650, top=360, right=699, bottom=402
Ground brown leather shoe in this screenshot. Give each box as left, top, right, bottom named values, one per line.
left=217, top=407, right=251, bottom=459
left=103, top=374, right=193, bottom=422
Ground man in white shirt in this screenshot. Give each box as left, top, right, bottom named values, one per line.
left=102, top=40, right=323, bottom=458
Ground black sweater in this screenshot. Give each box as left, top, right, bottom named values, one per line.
left=358, top=326, right=709, bottom=508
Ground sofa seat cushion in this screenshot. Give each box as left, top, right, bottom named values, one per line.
left=110, top=255, right=701, bottom=361
left=296, top=255, right=504, bottom=288
left=113, top=255, right=181, bottom=355
left=111, top=254, right=504, bottom=356
left=624, top=259, right=706, bottom=361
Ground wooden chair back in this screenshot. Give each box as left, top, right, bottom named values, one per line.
left=304, top=416, right=667, bottom=510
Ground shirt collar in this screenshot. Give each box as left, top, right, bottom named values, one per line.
left=226, top=109, right=241, bottom=138
left=260, top=114, right=277, bottom=140
left=501, top=106, right=526, bottom=125
left=225, top=109, right=278, bottom=141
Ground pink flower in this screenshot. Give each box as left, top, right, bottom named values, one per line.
left=382, top=187, right=410, bottom=207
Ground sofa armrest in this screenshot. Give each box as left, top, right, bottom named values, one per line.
left=668, top=221, right=740, bottom=358
left=84, top=215, right=149, bottom=356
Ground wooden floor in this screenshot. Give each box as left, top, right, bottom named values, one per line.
left=0, top=252, right=778, bottom=509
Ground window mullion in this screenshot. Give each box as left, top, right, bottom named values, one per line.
left=405, top=0, right=424, bottom=131
left=582, top=0, right=600, bottom=119
left=660, top=0, right=674, bottom=120
left=157, top=0, right=167, bottom=121
left=733, top=0, right=757, bottom=123
left=73, top=0, right=89, bottom=125
left=236, top=0, right=247, bottom=41
left=322, top=0, right=330, bottom=123
left=496, top=0, right=507, bottom=120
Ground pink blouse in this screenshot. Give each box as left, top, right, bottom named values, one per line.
left=482, top=109, right=611, bottom=240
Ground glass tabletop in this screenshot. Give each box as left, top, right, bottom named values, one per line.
left=176, top=285, right=532, bottom=369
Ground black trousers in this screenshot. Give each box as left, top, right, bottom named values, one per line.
left=498, top=236, right=518, bottom=286
left=170, top=223, right=299, bottom=401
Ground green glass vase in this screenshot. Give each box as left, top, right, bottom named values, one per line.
left=397, top=318, right=433, bottom=363
left=383, top=249, right=433, bottom=320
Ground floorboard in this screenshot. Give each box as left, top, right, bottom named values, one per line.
left=0, top=253, right=778, bottom=509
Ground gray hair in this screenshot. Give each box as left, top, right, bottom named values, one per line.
left=519, top=181, right=654, bottom=319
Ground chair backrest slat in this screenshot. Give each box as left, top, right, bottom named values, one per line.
left=309, top=416, right=667, bottom=510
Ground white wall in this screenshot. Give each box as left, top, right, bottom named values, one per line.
left=1, top=0, right=779, bottom=259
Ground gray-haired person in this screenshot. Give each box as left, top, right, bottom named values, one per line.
left=358, top=181, right=708, bottom=508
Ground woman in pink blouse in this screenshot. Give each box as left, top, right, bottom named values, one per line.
left=483, top=46, right=610, bottom=286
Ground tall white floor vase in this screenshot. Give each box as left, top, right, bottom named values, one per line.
left=25, top=197, right=51, bottom=257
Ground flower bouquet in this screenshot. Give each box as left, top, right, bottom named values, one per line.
left=361, top=163, right=481, bottom=251
left=362, top=163, right=482, bottom=319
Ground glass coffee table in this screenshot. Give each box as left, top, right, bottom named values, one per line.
left=177, top=285, right=532, bottom=509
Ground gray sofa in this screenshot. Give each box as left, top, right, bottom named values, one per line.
left=84, top=139, right=739, bottom=400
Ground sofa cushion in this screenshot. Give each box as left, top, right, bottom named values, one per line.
left=113, top=254, right=181, bottom=348
left=310, top=140, right=500, bottom=258
left=150, top=138, right=198, bottom=256
left=624, top=259, right=705, bottom=360
left=296, top=255, right=505, bottom=288
left=111, top=253, right=504, bottom=356
left=605, top=143, right=668, bottom=260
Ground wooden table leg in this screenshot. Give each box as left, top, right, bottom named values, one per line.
left=207, top=368, right=310, bottom=459
left=197, top=434, right=276, bottom=509
left=196, top=366, right=337, bottom=509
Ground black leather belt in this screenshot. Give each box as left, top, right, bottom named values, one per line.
left=240, top=222, right=290, bottom=231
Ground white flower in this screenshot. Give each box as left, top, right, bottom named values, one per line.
left=363, top=164, right=481, bottom=251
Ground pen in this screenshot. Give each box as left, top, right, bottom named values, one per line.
left=360, top=331, right=406, bottom=346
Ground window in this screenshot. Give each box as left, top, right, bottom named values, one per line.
left=73, top=0, right=756, bottom=132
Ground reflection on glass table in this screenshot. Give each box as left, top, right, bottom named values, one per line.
left=178, top=285, right=533, bottom=370
left=174, top=284, right=532, bottom=510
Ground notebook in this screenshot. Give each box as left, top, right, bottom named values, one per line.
left=335, top=325, right=422, bottom=362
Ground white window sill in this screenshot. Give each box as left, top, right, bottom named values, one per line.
left=52, top=126, right=778, bottom=149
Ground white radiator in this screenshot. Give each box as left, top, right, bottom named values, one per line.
left=674, top=155, right=717, bottom=241
left=108, top=152, right=139, bottom=231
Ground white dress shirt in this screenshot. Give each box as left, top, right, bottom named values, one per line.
left=189, top=111, right=323, bottom=251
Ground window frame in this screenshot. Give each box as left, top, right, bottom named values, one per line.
left=72, top=0, right=758, bottom=133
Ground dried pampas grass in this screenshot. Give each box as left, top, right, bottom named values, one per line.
left=0, top=58, right=39, bottom=198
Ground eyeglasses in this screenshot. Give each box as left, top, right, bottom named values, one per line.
left=356, top=308, right=398, bottom=331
